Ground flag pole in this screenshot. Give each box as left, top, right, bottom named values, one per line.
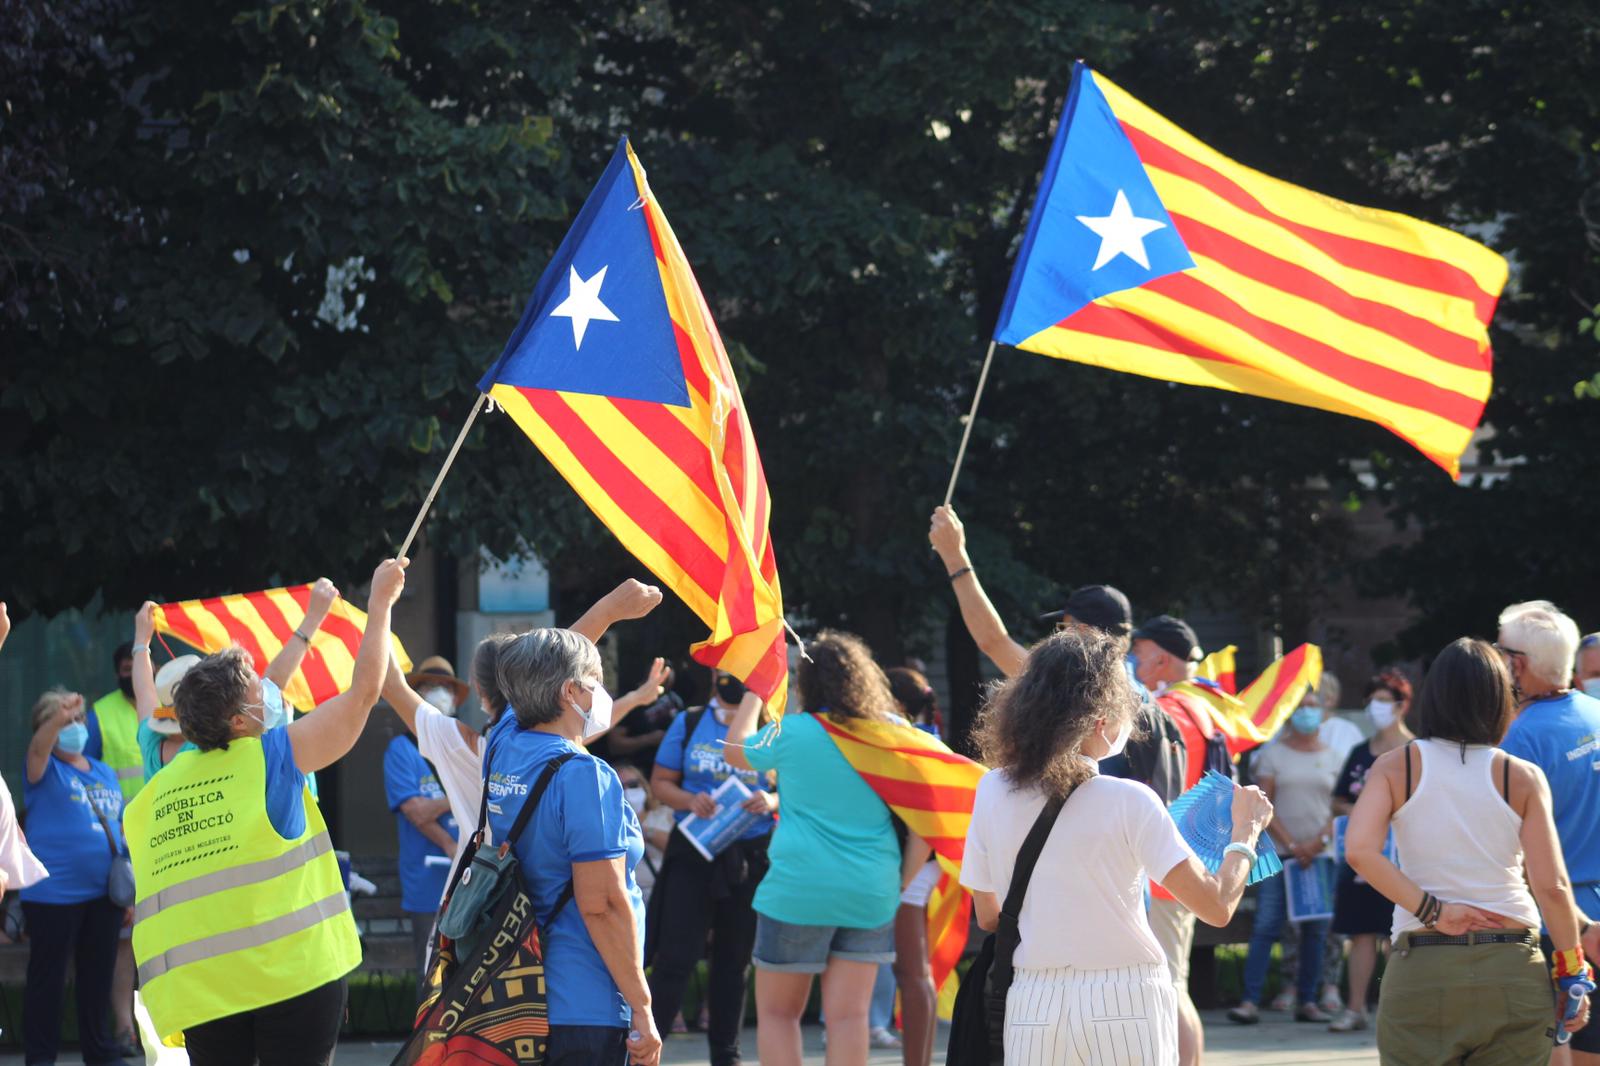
left=941, top=340, right=998, bottom=507
left=396, top=393, right=487, bottom=560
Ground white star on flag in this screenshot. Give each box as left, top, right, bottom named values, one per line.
left=549, top=265, right=619, bottom=349
left=1076, top=190, right=1167, bottom=271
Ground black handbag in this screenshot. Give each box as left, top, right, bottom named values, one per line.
left=946, top=783, right=1078, bottom=1065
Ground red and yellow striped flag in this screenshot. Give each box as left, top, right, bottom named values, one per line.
left=1197, top=644, right=1237, bottom=695
left=479, top=138, right=787, bottom=710
left=1170, top=643, right=1323, bottom=752
left=151, top=586, right=411, bottom=713
left=994, top=63, right=1506, bottom=476
left=816, top=715, right=986, bottom=1018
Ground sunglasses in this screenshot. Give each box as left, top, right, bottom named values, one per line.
left=1494, top=643, right=1527, bottom=660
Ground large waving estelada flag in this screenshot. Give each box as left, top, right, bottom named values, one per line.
left=478, top=138, right=787, bottom=711
left=816, top=715, right=986, bottom=1018
left=994, top=62, right=1507, bottom=476
left=1170, top=643, right=1323, bottom=752
left=151, top=587, right=411, bottom=713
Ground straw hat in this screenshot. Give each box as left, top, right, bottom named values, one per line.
left=406, top=655, right=470, bottom=703
left=151, top=654, right=201, bottom=736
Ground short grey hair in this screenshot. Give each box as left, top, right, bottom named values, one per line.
left=496, top=628, right=602, bottom=728
left=1499, top=600, right=1580, bottom=688
left=1306, top=671, right=1341, bottom=711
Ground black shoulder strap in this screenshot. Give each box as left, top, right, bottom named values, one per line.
left=991, top=780, right=1082, bottom=978
left=681, top=706, right=709, bottom=743
left=506, top=751, right=582, bottom=849
left=1404, top=740, right=1415, bottom=802
left=1501, top=750, right=1511, bottom=804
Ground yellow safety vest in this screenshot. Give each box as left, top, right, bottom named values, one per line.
left=124, top=736, right=360, bottom=1044
left=93, top=689, right=146, bottom=800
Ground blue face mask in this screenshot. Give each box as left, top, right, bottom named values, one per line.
left=57, top=722, right=89, bottom=754
left=1290, top=706, right=1323, bottom=735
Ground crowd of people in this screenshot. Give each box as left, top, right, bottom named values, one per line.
left=0, top=506, right=1599, bottom=1066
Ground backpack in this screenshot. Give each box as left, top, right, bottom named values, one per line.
left=392, top=748, right=578, bottom=1065
left=946, top=781, right=1082, bottom=1065
left=1125, top=695, right=1189, bottom=805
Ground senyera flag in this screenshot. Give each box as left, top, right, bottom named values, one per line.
left=995, top=61, right=1507, bottom=476
left=1169, top=643, right=1323, bottom=753
left=479, top=137, right=787, bottom=710
left=1197, top=643, right=1237, bottom=695
left=816, top=715, right=986, bottom=1019
left=151, top=586, right=412, bottom=713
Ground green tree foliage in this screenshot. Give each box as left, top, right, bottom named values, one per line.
left=4, top=0, right=1595, bottom=701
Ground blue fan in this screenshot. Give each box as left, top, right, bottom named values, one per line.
left=1167, top=771, right=1283, bottom=885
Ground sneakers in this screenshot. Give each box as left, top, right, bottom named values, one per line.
left=1269, top=987, right=1296, bottom=1012
left=1296, top=1003, right=1333, bottom=1023
left=1227, top=1001, right=1260, bottom=1025
left=869, top=1026, right=903, bottom=1049
left=1319, top=984, right=1345, bottom=1014
left=1328, top=1008, right=1369, bottom=1032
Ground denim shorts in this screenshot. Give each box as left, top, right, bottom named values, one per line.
left=752, top=913, right=896, bottom=973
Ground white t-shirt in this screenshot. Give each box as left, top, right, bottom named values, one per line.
left=415, top=705, right=488, bottom=899
left=960, top=767, right=1194, bottom=970
left=1319, top=715, right=1364, bottom=764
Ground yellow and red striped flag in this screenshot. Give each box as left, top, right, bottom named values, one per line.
left=1170, top=643, right=1323, bottom=753
left=994, top=63, right=1506, bottom=476
left=151, top=586, right=412, bottom=713
left=815, top=715, right=986, bottom=1019
left=1197, top=644, right=1237, bottom=695
left=479, top=138, right=787, bottom=710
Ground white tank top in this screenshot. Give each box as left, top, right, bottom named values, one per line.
left=1389, top=739, right=1539, bottom=939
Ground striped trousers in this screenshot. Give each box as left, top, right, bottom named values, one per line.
left=1004, top=963, right=1179, bottom=1066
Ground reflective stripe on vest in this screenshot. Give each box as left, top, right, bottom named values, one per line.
left=137, top=887, right=350, bottom=986
left=132, top=831, right=334, bottom=924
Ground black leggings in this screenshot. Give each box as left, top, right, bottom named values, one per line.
left=183, top=976, right=348, bottom=1066
left=647, top=835, right=767, bottom=1066
left=21, top=897, right=124, bottom=1066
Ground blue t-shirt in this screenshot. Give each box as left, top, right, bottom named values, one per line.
left=256, top=726, right=308, bottom=840
left=137, top=720, right=197, bottom=782
left=654, top=704, right=774, bottom=842
left=1501, top=691, right=1600, bottom=888
left=20, top=755, right=125, bottom=904
left=745, top=712, right=899, bottom=929
left=384, top=735, right=458, bottom=913
left=484, top=717, right=645, bottom=1028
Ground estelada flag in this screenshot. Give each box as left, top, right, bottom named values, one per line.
left=815, top=715, right=986, bottom=1019
left=151, top=586, right=411, bottom=713
left=1169, top=643, right=1323, bottom=752
left=479, top=137, right=787, bottom=710
left=994, top=62, right=1507, bottom=476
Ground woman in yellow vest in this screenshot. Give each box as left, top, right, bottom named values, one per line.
left=124, top=556, right=407, bottom=1065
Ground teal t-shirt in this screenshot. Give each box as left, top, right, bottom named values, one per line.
left=745, top=712, right=899, bottom=929
left=137, top=719, right=197, bottom=782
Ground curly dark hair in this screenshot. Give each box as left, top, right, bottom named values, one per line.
left=797, top=630, right=897, bottom=722
left=972, top=628, right=1138, bottom=798
left=173, top=646, right=254, bottom=752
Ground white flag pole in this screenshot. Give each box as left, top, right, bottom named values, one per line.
left=396, top=393, right=487, bottom=560
left=941, top=340, right=999, bottom=507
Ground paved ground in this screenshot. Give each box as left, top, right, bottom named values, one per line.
left=0, top=1009, right=1374, bottom=1064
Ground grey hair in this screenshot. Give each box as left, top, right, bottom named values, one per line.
left=1317, top=671, right=1341, bottom=711
left=496, top=628, right=602, bottom=728
left=1499, top=600, right=1580, bottom=687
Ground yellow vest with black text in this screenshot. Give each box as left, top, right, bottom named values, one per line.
left=124, top=736, right=360, bottom=1044
left=93, top=689, right=146, bottom=800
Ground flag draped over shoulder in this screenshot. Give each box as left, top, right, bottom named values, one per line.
left=479, top=137, right=787, bottom=711
left=151, top=587, right=411, bottom=713
left=1197, top=644, right=1237, bottom=694
left=816, top=715, right=986, bottom=1019
left=994, top=61, right=1507, bottom=476
left=1170, top=643, right=1323, bottom=753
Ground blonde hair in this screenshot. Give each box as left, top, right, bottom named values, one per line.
left=30, top=688, right=75, bottom=733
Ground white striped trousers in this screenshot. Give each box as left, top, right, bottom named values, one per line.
left=1004, top=962, right=1180, bottom=1066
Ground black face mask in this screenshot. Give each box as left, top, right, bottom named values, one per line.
left=118, top=675, right=135, bottom=699
left=715, top=676, right=747, bottom=706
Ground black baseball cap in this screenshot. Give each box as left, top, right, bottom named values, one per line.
left=1132, top=614, right=1202, bottom=662
left=1040, top=585, right=1133, bottom=637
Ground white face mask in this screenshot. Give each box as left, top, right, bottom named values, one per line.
left=1102, top=716, right=1132, bottom=759
left=572, top=681, right=614, bottom=740
left=423, top=687, right=458, bottom=717
left=623, top=787, right=647, bottom=816
left=1583, top=678, right=1600, bottom=700
left=1366, top=699, right=1397, bottom=731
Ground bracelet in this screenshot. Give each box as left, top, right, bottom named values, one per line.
left=292, top=628, right=313, bottom=643
left=947, top=566, right=973, bottom=583
left=1223, top=842, right=1256, bottom=864
left=130, top=644, right=150, bottom=655
left=1414, top=890, right=1441, bottom=928
left=1553, top=946, right=1588, bottom=980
